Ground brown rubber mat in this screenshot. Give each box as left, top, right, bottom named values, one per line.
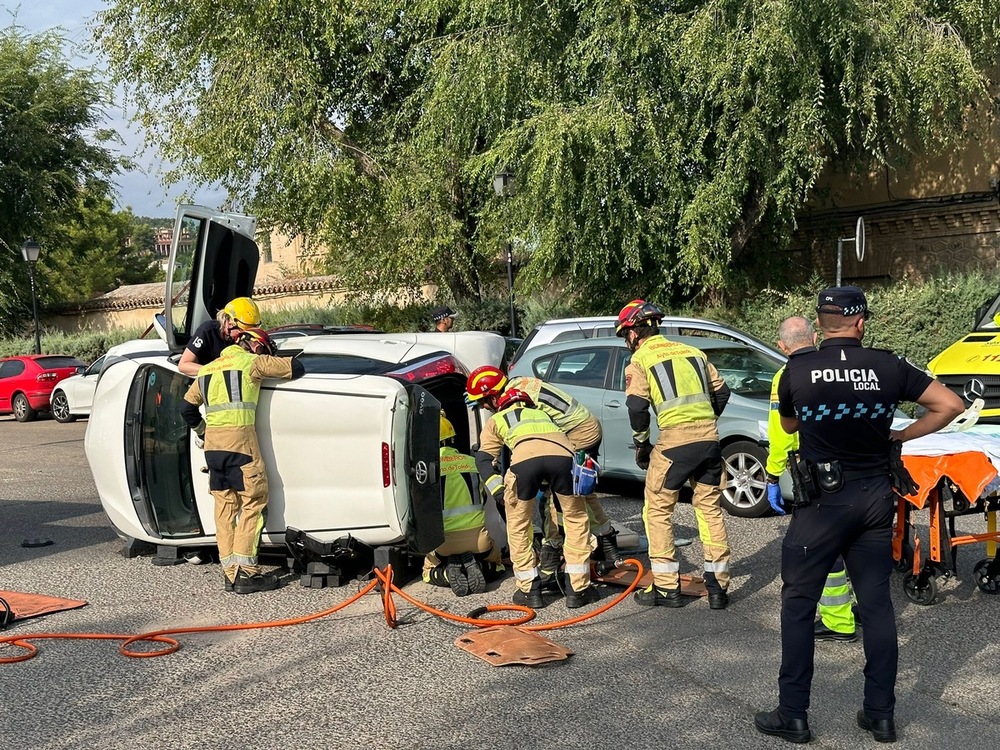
left=0, top=590, right=87, bottom=628
left=455, top=625, right=574, bottom=666
left=593, top=568, right=708, bottom=597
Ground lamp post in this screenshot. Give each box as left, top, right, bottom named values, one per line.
left=20, top=238, right=42, bottom=355
left=492, top=170, right=517, bottom=338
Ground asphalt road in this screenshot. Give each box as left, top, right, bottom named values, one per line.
left=2, top=416, right=999, bottom=750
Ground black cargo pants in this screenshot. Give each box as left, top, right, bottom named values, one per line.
left=778, top=475, right=897, bottom=721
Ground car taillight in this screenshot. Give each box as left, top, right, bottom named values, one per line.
left=382, top=442, right=391, bottom=487
left=388, top=354, right=462, bottom=383
left=36, top=372, right=58, bottom=383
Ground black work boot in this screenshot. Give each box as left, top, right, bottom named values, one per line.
left=446, top=555, right=470, bottom=597
left=565, top=584, right=601, bottom=609
left=596, top=530, right=623, bottom=565
left=538, top=543, right=563, bottom=590
left=233, top=569, right=279, bottom=595
left=223, top=575, right=235, bottom=593
left=424, top=566, right=450, bottom=588
left=459, top=552, right=486, bottom=595
left=633, top=584, right=686, bottom=607
left=512, top=579, right=546, bottom=609
left=754, top=708, right=811, bottom=744
left=857, top=710, right=896, bottom=742
left=708, top=590, right=730, bottom=610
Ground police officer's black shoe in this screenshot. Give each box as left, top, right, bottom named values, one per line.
left=857, top=710, right=896, bottom=743
left=565, top=585, right=601, bottom=609
left=233, top=570, right=279, bottom=594
left=814, top=620, right=857, bottom=642
left=446, top=556, right=470, bottom=597
left=459, top=552, right=486, bottom=595
left=708, top=591, right=729, bottom=610
left=754, top=708, right=811, bottom=744
left=633, top=584, right=686, bottom=607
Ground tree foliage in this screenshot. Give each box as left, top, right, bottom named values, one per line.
left=0, top=24, right=123, bottom=335
left=96, top=0, right=1000, bottom=308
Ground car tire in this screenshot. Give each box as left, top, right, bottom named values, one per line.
left=721, top=439, right=770, bottom=518
left=51, top=391, right=76, bottom=423
left=12, top=393, right=38, bottom=423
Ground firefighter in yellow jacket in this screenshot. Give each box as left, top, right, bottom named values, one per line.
left=467, top=368, right=599, bottom=609
left=423, top=414, right=504, bottom=597
left=181, top=327, right=304, bottom=594
left=767, top=316, right=857, bottom=641
left=617, top=299, right=732, bottom=609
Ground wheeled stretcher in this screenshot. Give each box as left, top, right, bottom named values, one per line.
left=893, top=448, right=1000, bottom=604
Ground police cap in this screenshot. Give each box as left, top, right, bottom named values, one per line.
left=816, top=286, right=870, bottom=318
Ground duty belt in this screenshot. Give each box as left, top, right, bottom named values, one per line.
left=840, top=468, right=887, bottom=482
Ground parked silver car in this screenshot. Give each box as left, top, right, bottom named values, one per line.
left=509, top=336, right=791, bottom=517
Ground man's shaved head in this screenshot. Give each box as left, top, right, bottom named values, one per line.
left=778, top=316, right=815, bottom=351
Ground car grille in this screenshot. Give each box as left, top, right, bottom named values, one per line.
left=936, top=374, right=1000, bottom=420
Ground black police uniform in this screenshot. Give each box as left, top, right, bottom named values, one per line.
left=186, top=320, right=229, bottom=367
left=776, top=337, right=931, bottom=722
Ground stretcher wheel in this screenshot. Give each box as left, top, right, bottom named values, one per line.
left=973, top=558, right=1000, bottom=595
left=902, top=572, right=937, bottom=605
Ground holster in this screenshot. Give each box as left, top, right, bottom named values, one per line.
left=787, top=450, right=819, bottom=509
left=814, top=460, right=844, bottom=493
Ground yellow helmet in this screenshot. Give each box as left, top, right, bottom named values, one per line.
left=223, top=297, right=262, bottom=330
left=440, top=414, right=456, bottom=442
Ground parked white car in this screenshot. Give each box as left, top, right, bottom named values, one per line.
left=84, top=205, right=504, bottom=570
left=49, top=356, right=105, bottom=422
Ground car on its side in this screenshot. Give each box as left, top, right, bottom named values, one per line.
left=85, top=205, right=506, bottom=567
left=0, top=354, right=86, bottom=422
left=510, top=315, right=782, bottom=368
left=49, top=355, right=106, bottom=423
left=508, top=336, right=791, bottom=517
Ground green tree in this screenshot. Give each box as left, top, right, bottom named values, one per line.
left=40, top=192, right=161, bottom=304
left=96, top=1, right=1000, bottom=307
left=0, top=24, right=123, bottom=335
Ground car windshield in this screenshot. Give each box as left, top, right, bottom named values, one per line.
left=37, top=356, right=84, bottom=369
left=297, top=353, right=395, bottom=375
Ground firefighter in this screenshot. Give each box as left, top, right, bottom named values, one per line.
left=178, top=297, right=263, bottom=376
left=617, top=299, right=732, bottom=609
left=466, top=373, right=598, bottom=609
left=180, top=327, right=304, bottom=594
left=766, top=316, right=857, bottom=642
left=754, top=286, right=962, bottom=744
left=422, top=414, right=504, bottom=596
left=500, top=371, right=621, bottom=582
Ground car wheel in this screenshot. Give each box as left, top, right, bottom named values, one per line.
left=721, top=439, right=769, bottom=517
left=51, top=391, right=76, bottom=423
left=12, top=393, right=38, bottom=423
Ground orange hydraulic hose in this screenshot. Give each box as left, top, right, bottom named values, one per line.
left=0, top=559, right=645, bottom=664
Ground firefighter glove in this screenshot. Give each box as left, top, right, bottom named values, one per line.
left=492, top=488, right=505, bottom=507
left=889, top=439, right=918, bottom=497
left=193, top=420, right=206, bottom=449
left=766, top=475, right=785, bottom=516
left=634, top=439, right=653, bottom=470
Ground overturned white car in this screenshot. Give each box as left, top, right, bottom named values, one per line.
left=84, top=206, right=505, bottom=577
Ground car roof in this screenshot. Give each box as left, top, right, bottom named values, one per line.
left=511, top=335, right=785, bottom=364
left=296, top=336, right=449, bottom=365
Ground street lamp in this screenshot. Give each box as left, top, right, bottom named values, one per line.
left=20, top=238, right=42, bottom=355
left=492, top=169, right=517, bottom=337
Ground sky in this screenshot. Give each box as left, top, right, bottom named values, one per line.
left=8, top=1, right=226, bottom=219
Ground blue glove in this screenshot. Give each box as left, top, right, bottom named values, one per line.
left=767, top=481, right=785, bottom=516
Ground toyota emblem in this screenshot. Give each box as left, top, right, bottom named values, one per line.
left=414, top=460, right=429, bottom=485
left=963, top=377, right=986, bottom=402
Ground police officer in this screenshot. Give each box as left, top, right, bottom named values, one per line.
left=754, top=287, right=962, bottom=744
left=766, top=316, right=857, bottom=643
left=431, top=305, right=458, bottom=332
left=617, top=299, right=732, bottom=609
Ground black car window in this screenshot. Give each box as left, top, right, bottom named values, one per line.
left=37, top=356, right=85, bottom=369
left=0, top=360, right=25, bottom=379
left=611, top=350, right=633, bottom=391
left=551, top=330, right=587, bottom=344
left=85, top=356, right=106, bottom=377
left=297, top=353, right=395, bottom=375
left=548, top=349, right=610, bottom=389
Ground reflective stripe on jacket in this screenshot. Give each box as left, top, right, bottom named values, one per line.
left=508, top=376, right=592, bottom=432
left=197, top=345, right=261, bottom=428
left=490, top=405, right=564, bottom=447
left=630, top=335, right=715, bottom=428
left=440, top=446, right=484, bottom=533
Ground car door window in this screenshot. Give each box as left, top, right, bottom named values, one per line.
left=548, top=349, right=610, bottom=389
left=704, top=347, right=780, bottom=398
left=531, top=355, right=554, bottom=380
left=610, top=349, right=634, bottom=391
left=85, top=356, right=106, bottom=377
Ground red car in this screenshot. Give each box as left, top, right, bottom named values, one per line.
left=0, top=355, right=86, bottom=422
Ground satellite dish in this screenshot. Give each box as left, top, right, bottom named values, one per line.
left=855, top=216, right=865, bottom=262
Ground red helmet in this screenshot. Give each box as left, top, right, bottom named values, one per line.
left=495, top=388, right=534, bottom=411
left=237, top=327, right=275, bottom=356
left=615, top=299, right=665, bottom=336
left=466, top=365, right=508, bottom=402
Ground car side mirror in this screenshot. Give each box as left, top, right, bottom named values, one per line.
left=152, top=312, right=169, bottom=343
left=76, top=365, right=86, bottom=374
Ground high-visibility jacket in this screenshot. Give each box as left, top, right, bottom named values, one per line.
left=477, top=405, right=571, bottom=497
left=630, top=335, right=715, bottom=429
left=507, top=376, right=592, bottom=433
left=440, top=446, right=484, bottom=533
left=766, top=365, right=798, bottom=476
left=197, top=345, right=263, bottom=427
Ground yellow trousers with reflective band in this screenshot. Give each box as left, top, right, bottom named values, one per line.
left=644, top=442, right=731, bottom=592
left=542, top=494, right=611, bottom=543
left=504, top=471, right=591, bottom=593
left=819, top=556, right=856, bottom=633
left=213, top=453, right=269, bottom=581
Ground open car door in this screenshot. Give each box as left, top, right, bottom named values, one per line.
left=164, top=205, right=259, bottom=354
